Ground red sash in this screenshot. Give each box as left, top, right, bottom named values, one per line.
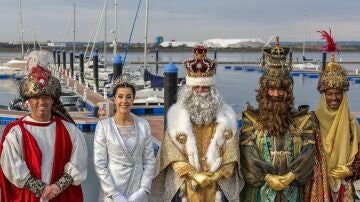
left=0, top=116, right=83, bottom=202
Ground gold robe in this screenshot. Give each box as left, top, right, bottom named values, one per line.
left=151, top=103, right=244, bottom=202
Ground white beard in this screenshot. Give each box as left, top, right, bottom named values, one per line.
left=183, top=91, right=221, bottom=125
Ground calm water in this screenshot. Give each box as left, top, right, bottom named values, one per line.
left=1, top=51, right=360, bottom=113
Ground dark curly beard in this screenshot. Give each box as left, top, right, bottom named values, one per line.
left=257, top=89, right=294, bottom=136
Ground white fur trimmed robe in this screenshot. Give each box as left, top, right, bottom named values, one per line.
left=151, top=103, right=244, bottom=202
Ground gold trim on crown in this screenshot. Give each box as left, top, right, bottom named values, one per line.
left=184, top=43, right=216, bottom=78
left=261, top=36, right=292, bottom=80
left=184, top=57, right=216, bottom=78
left=317, top=62, right=349, bottom=93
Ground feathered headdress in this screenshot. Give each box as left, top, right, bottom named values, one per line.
left=317, top=29, right=349, bottom=93
left=318, top=29, right=337, bottom=62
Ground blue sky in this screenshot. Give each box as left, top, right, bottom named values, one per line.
left=1, top=0, right=360, bottom=43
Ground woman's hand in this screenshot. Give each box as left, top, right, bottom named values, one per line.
left=113, top=193, right=128, bottom=202
left=128, top=188, right=147, bottom=202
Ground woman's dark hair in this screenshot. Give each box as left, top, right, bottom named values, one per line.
left=112, top=83, right=136, bottom=98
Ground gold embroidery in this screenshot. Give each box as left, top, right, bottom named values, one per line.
left=224, top=129, right=233, bottom=140
left=303, top=140, right=315, bottom=145
left=302, top=129, right=314, bottom=134
left=289, top=125, right=302, bottom=137
left=172, top=161, right=195, bottom=177
left=176, top=133, right=187, bottom=144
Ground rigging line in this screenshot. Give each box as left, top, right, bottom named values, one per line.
left=87, top=0, right=107, bottom=63
left=123, top=0, right=142, bottom=65
left=84, top=0, right=105, bottom=58
left=263, top=35, right=276, bottom=48
left=32, top=25, right=42, bottom=50
left=59, top=9, right=73, bottom=51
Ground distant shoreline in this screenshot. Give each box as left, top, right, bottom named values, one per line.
left=2, top=43, right=360, bottom=53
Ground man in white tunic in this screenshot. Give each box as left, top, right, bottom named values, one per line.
left=0, top=63, right=87, bottom=202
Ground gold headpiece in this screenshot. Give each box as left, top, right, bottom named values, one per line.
left=317, top=30, right=349, bottom=93
left=184, top=43, right=216, bottom=86
left=19, top=65, right=61, bottom=100
left=260, top=36, right=293, bottom=88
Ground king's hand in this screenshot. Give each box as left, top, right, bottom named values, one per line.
left=208, top=172, right=222, bottom=183
left=279, top=172, right=296, bottom=187
left=187, top=171, right=212, bottom=188
left=330, top=165, right=352, bottom=179
left=264, top=174, right=286, bottom=191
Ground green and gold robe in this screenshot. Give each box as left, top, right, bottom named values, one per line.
left=240, top=104, right=317, bottom=202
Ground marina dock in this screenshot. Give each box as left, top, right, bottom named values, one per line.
left=1, top=109, right=360, bottom=140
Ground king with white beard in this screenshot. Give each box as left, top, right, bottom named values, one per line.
left=151, top=44, right=244, bottom=202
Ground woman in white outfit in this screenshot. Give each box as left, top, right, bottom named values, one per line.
left=94, top=75, right=155, bottom=202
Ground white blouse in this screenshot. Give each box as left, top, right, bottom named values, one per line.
left=116, top=124, right=136, bottom=152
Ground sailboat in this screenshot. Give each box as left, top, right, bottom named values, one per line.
left=292, top=15, right=320, bottom=71
left=83, top=0, right=112, bottom=88
left=132, top=0, right=165, bottom=105
left=0, top=0, right=27, bottom=77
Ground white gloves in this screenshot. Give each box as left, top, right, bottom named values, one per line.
left=113, top=193, right=128, bottom=202
left=127, top=188, right=147, bottom=202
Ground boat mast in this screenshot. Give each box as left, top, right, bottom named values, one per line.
left=113, top=0, right=118, bottom=56
left=73, top=3, right=76, bottom=54
left=144, top=0, right=149, bottom=68
left=32, top=25, right=36, bottom=50
left=104, top=0, right=107, bottom=68
left=302, top=15, right=307, bottom=61
left=19, top=0, right=24, bottom=58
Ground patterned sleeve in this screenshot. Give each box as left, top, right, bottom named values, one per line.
left=240, top=114, right=273, bottom=186
left=289, top=113, right=317, bottom=185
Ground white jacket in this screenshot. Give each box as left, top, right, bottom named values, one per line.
left=93, top=115, right=155, bottom=201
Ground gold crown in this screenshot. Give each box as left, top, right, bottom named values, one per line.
left=317, top=30, right=349, bottom=93
left=317, top=62, right=349, bottom=93
left=261, top=36, right=292, bottom=78
left=184, top=44, right=216, bottom=78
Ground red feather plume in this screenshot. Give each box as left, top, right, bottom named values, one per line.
left=318, top=29, right=337, bottom=52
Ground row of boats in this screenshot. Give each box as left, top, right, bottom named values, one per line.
left=1, top=56, right=166, bottom=112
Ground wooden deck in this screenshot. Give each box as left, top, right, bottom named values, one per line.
left=64, top=74, right=114, bottom=108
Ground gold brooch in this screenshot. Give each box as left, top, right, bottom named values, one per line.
left=224, top=129, right=233, bottom=140
left=176, top=133, right=187, bottom=144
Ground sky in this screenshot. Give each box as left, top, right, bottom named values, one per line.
left=1, top=0, right=360, bottom=43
